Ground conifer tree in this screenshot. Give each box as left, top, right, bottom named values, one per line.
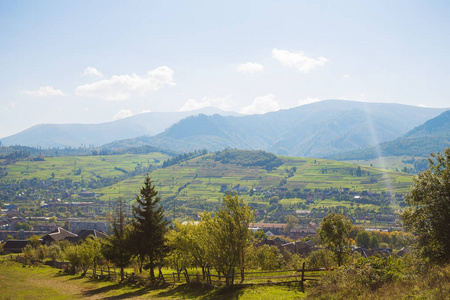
left=130, top=175, right=169, bottom=281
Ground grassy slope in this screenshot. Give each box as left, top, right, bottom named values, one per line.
left=1, top=152, right=413, bottom=214
left=0, top=259, right=304, bottom=300
left=344, top=155, right=426, bottom=172
left=2, top=153, right=170, bottom=182
left=95, top=154, right=413, bottom=207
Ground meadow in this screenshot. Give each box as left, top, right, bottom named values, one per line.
left=1, top=152, right=413, bottom=214
left=0, top=258, right=305, bottom=300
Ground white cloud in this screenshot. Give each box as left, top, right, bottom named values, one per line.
left=179, top=99, right=211, bottom=112
left=240, top=94, right=280, bottom=115
left=237, top=62, right=263, bottom=74
left=82, top=66, right=103, bottom=78
left=22, top=86, right=66, bottom=98
left=343, top=74, right=351, bottom=78
left=179, top=96, right=232, bottom=112
left=272, top=49, right=328, bottom=73
left=114, top=109, right=133, bottom=120
left=75, top=66, right=175, bottom=101
left=298, top=97, right=321, bottom=106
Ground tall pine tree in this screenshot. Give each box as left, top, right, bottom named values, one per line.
left=130, top=175, right=169, bottom=280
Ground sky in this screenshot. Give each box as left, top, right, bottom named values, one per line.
left=1, top=0, right=450, bottom=139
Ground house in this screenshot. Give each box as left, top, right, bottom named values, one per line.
left=254, top=187, right=264, bottom=193
left=280, top=241, right=313, bottom=256
left=69, top=220, right=108, bottom=232
left=250, top=223, right=285, bottom=235
left=66, top=229, right=108, bottom=243
left=289, top=226, right=317, bottom=240
left=34, top=223, right=60, bottom=232
left=353, top=247, right=392, bottom=258
left=40, top=228, right=78, bottom=245
left=396, top=247, right=410, bottom=257
left=3, top=240, right=30, bottom=254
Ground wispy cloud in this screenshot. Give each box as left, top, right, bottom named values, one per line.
left=179, top=99, right=211, bottom=112
left=237, top=62, right=263, bottom=74
left=272, top=49, right=328, bottom=73
left=179, top=96, right=232, bottom=112
left=114, top=109, right=133, bottom=120
left=240, top=94, right=279, bottom=114
left=75, top=66, right=175, bottom=101
left=82, top=66, right=103, bottom=78
left=22, top=86, right=66, bottom=98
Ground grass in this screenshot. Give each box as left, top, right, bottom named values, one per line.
left=0, top=259, right=305, bottom=299
left=1, top=152, right=414, bottom=220
left=95, top=154, right=413, bottom=205
left=3, top=153, right=170, bottom=182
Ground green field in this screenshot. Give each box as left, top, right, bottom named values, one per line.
left=0, top=259, right=305, bottom=300
left=0, top=152, right=414, bottom=218
left=2, top=153, right=170, bottom=182
left=94, top=155, right=413, bottom=205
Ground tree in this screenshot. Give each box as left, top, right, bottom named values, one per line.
left=284, top=215, right=299, bottom=235
left=63, top=220, right=71, bottom=231
left=318, top=213, right=352, bottom=266
left=170, top=221, right=208, bottom=278
left=165, top=229, right=193, bottom=279
left=130, top=175, right=169, bottom=281
left=401, top=147, right=450, bottom=264
left=356, top=231, right=371, bottom=248
left=203, top=193, right=254, bottom=285
left=102, top=197, right=132, bottom=281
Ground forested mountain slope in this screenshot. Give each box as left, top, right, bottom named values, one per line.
left=327, top=109, right=450, bottom=160
left=103, top=100, right=448, bottom=158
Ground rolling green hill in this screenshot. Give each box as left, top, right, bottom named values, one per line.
left=89, top=150, right=413, bottom=211
left=0, top=150, right=413, bottom=221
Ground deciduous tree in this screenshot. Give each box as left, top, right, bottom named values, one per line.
left=318, top=213, right=352, bottom=266
left=203, top=193, right=254, bottom=285
left=102, top=197, right=132, bottom=281
left=401, top=147, right=450, bottom=264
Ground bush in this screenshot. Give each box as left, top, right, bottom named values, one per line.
left=306, top=249, right=336, bottom=269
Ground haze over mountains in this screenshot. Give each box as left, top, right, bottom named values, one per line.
left=0, top=107, right=240, bottom=148
left=327, top=109, right=450, bottom=160
left=2, top=100, right=448, bottom=158
left=103, top=100, right=448, bottom=158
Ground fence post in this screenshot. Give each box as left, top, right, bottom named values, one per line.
left=173, top=273, right=176, bottom=286
left=159, top=268, right=165, bottom=283
left=301, top=262, right=305, bottom=293
left=184, top=268, right=190, bottom=284
left=207, top=268, right=212, bottom=285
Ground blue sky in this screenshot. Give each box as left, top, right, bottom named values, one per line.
left=1, top=0, right=449, bottom=138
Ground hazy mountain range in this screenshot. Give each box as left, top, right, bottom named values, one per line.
left=2, top=100, right=448, bottom=158
left=0, top=107, right=240, bottom=148
left=102, top=100, right=448, bottom=158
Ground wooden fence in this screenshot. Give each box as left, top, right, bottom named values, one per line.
left=8, top=255, right=326, bottom=291
left=111, top=262, right=326, bottom=291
